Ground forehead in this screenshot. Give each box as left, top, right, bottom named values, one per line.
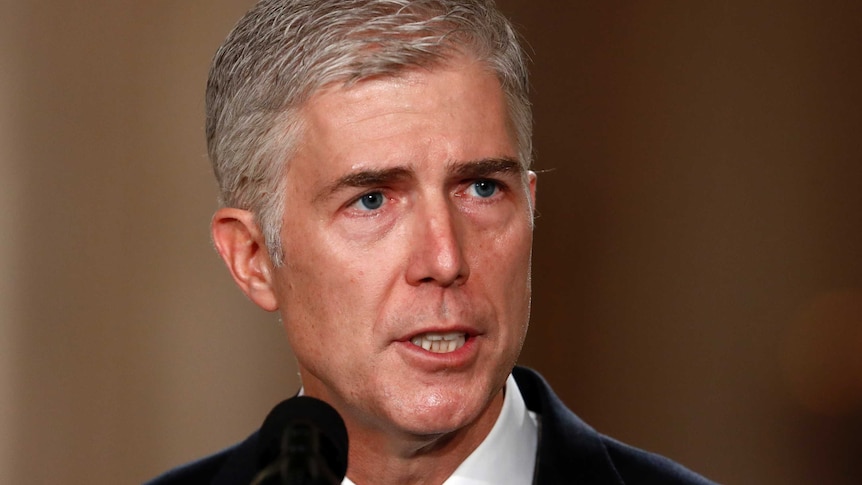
left=295, top=58, right=517, bottom=170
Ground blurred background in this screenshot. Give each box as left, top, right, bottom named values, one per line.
left=1, top=1, right=861, bottom=483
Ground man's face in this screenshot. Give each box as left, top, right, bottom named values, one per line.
left=272, top=56, right=536, bottom=439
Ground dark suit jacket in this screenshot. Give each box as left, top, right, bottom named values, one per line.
left=146, top=366, right=714, bottom=484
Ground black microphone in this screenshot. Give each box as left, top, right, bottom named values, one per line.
left=252, top=396, right=349, bottom=485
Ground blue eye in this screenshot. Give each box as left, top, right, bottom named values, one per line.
left=357, top=192, right=385, bottom=210
left=471, top=180, right=498, bottom=198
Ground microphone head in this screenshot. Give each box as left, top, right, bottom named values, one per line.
left=257, top=396, right=349, bottom=481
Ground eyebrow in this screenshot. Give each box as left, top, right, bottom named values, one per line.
left=315, top=166, right=413, bottom=202
left=314, top=157, right=524, bottom=203
left=449, top=157, right=524, bottom=179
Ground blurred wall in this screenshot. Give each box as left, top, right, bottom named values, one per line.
left=2, top=1, right=297, bottom=483
left=506, top=1, right=862, bottom=483
left=1, top=2, right=26, bottom=480
left=1, top=1, right=861, bottom=484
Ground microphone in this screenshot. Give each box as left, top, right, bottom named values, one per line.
left=251, top=396, right=349, bottom=485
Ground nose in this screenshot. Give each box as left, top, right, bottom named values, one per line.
left=405, top=199, right=470, bottom=287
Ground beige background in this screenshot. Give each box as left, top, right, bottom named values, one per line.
left=2, top=1, right=861, bottom=484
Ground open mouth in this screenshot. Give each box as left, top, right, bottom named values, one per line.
left=410, top=331, right=467, bottom=354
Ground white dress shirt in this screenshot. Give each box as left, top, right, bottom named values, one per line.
left=343, top=374, right=539, bottom=484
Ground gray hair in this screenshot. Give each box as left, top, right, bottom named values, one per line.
left=206, top=0, right=532, bottom=266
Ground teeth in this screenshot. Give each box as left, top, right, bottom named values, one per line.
left=410, top=332, right=466, bottom=354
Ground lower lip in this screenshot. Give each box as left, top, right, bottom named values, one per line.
left=396, top=336, right=479, bottom=371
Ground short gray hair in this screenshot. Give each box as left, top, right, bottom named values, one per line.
left=206, top=0, right=532, bottom=266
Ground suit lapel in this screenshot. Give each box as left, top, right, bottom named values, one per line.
left=513, top=366, right=625, bottom=485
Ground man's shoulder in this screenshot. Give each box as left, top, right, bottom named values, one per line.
left=512, top=366, right=714, bottom=485
left=144, top=452, right=229, bottom=485
left=600, top=434, right=714, bottom=485
left=144, top=432, right=259, bottom=485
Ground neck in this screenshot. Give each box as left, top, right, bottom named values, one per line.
left=343, top=391, right=504, bottom=485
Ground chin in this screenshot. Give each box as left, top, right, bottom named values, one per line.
left=384, top=387, right=497, bottom=437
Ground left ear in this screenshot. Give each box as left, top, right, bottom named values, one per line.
left=211, top=208, right=279, bottom=312
left=527, top=170, right=537, bottom=212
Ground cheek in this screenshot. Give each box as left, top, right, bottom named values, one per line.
left=475, top=220, right=533, bottom=279
left=489, top=225, right=534, bottom=329
left=278, top=234, right=400, bottom=334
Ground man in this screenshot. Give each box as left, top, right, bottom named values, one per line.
left=149, top=1, right=713, bottom=483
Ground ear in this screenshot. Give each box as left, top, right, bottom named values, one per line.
left=527, top=170, right=537, bottom=211
left=211, top=208, right=279, bottom=312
